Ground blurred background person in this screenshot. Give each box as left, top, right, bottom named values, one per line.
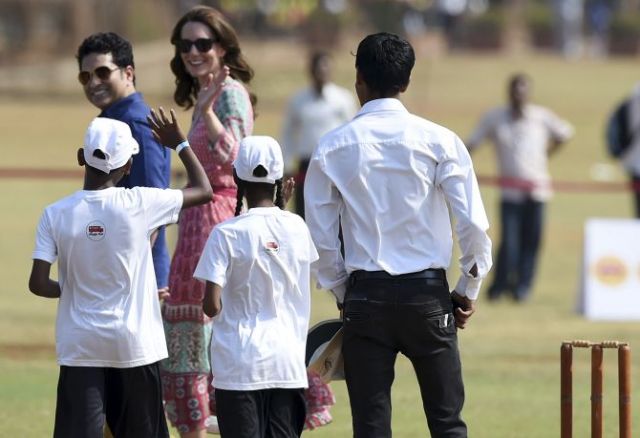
left=553, top=0, right=585, bottom=59
left=76, top=32, right=172, bottom=300
left=467, top=73, right=573, bottom=303
left=436, top=0, right=468, bottom=50
left=585, top=0, right=613, bottom=57
left=161, top=6, right=255, bottom=438
left=607, top=83, right=640, bottom=217
left=281, top=50, right=357, bottom=218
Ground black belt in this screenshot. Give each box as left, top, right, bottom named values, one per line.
left=350, top=269, right=446, bottom=282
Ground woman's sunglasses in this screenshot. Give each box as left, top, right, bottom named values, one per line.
left=78, top=66, right=120, bottom=86
left=175, top=38, right=216, bottom=53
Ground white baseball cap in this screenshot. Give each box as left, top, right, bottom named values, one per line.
left=234, top=136, right=284, bottom=184
left=83, top=117, right=139, bottom=174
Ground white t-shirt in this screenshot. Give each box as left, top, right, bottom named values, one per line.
left=281, top=82, right=357, bottom=173
left=32, top=187, right=183, bottom=368
left=194, top=207, right=318, bottom=391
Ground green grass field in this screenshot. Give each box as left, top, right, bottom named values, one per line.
left=1, top=36, right=639, bottom=437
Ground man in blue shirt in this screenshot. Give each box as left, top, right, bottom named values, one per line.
left=76, top=32, right=172, bottom=298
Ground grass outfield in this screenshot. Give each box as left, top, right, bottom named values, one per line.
left=1, top=37, right=639, bottom=436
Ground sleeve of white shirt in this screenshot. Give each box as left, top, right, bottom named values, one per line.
left=32, top=210, right=57, bottom=264
left=436, top=135, right=493, bottom=300
left=304, top=154, right=348, bottom=302
left=466, top=111, right=493, bottom=149
left=138, top=187, right=184, bottom=232
left=306, top=224, right=320, bottom=264
left=544, top=109, right=574, bottom=143
left=193, top=227, right=230, bottom=288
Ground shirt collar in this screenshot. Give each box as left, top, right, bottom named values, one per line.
left=508, top=103, right=533, bottom=120
left=245, top=206, right=281, bottom=216
left=99, top=92, right=143, bottom=117
left=356, top=98, right=408, bottom=119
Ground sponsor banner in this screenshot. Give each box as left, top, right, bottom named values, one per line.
left=580, top=218, right=640, bottom=320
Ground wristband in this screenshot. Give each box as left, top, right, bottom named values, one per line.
left=176, top=140, right=190, bottom=154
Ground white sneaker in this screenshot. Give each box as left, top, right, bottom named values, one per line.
left=205, top=415, right=220, bottom=434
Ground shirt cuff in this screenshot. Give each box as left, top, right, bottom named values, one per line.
left=454, top=275, right=482, bottom=300
left=193, top=269, right=226, bottom=289
left=32, top=252, right=56, bottom=264
left=330, top=282, right=348, bottom=303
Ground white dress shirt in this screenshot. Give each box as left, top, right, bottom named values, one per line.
left=467, top=104, right=574, bottom=202
left=281, top=83, right=357, bottom=173
left=304, top=98, right=492, bottom=301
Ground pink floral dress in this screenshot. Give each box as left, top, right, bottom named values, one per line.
left=161, top=78, right=253, bottom=434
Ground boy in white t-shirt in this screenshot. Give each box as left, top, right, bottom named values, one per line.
left=194, top=136, right=318, bottom=438
left=29, top=110, right=213, bottom=438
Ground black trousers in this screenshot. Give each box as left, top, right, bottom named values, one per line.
left=342, top=271, right=467, bottom=438
left=53, top=362, right=169, bottom=438
left=215, top=387, right=306, bottom=438
left=489, top=198, right=545, bottom=301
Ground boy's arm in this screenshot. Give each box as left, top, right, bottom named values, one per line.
left=176, top=144, right=214, bottom=209
left=28, top=259, right=60, bottom=298
left=203, top=282, right=222, bottom=317
left=148, top=108, right=213, bottom=209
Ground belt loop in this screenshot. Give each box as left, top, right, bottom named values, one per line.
left=349, top=274, right=356, bottom=288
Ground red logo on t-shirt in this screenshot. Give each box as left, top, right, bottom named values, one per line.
left=264, top=240, right=279, bottom=253
left=86, top=221, right=106, bottom=241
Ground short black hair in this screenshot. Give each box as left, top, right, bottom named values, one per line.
left=76, top=32, right=135, bottom=70
left=355, top=32, right=415, bottom=96
left=356, top=32, right=416, bottom=96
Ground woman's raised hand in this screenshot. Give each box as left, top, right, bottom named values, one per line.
left=195, top=65, right=230, bottom=117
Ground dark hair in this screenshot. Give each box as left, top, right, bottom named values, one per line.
left=234, top=165, right=284, bottom=216
left=355, top=32, right=415, bottom=96
left=310, top=50, right=330, bottom=72
left=76, top=32, right=135, bottom=70
left=76, top=32, right=135, bottom=86
left=170, top=6, right=256, bottom=110
left=84, top=149, right=117, bottom=175
left=234, top=181, right=245, bottom=216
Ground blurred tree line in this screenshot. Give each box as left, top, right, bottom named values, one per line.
left=1, top=0, right=640, bottom=64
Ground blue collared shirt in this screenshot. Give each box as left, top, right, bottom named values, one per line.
left=100, top=92, right=172, bottom=289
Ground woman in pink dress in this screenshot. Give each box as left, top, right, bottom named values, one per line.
left=160, top=6, right=255, bottom=437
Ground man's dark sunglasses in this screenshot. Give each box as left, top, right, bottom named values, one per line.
left=78, top=66, right=120, bottom=85
left=175, top=38, right=216, bottom=53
